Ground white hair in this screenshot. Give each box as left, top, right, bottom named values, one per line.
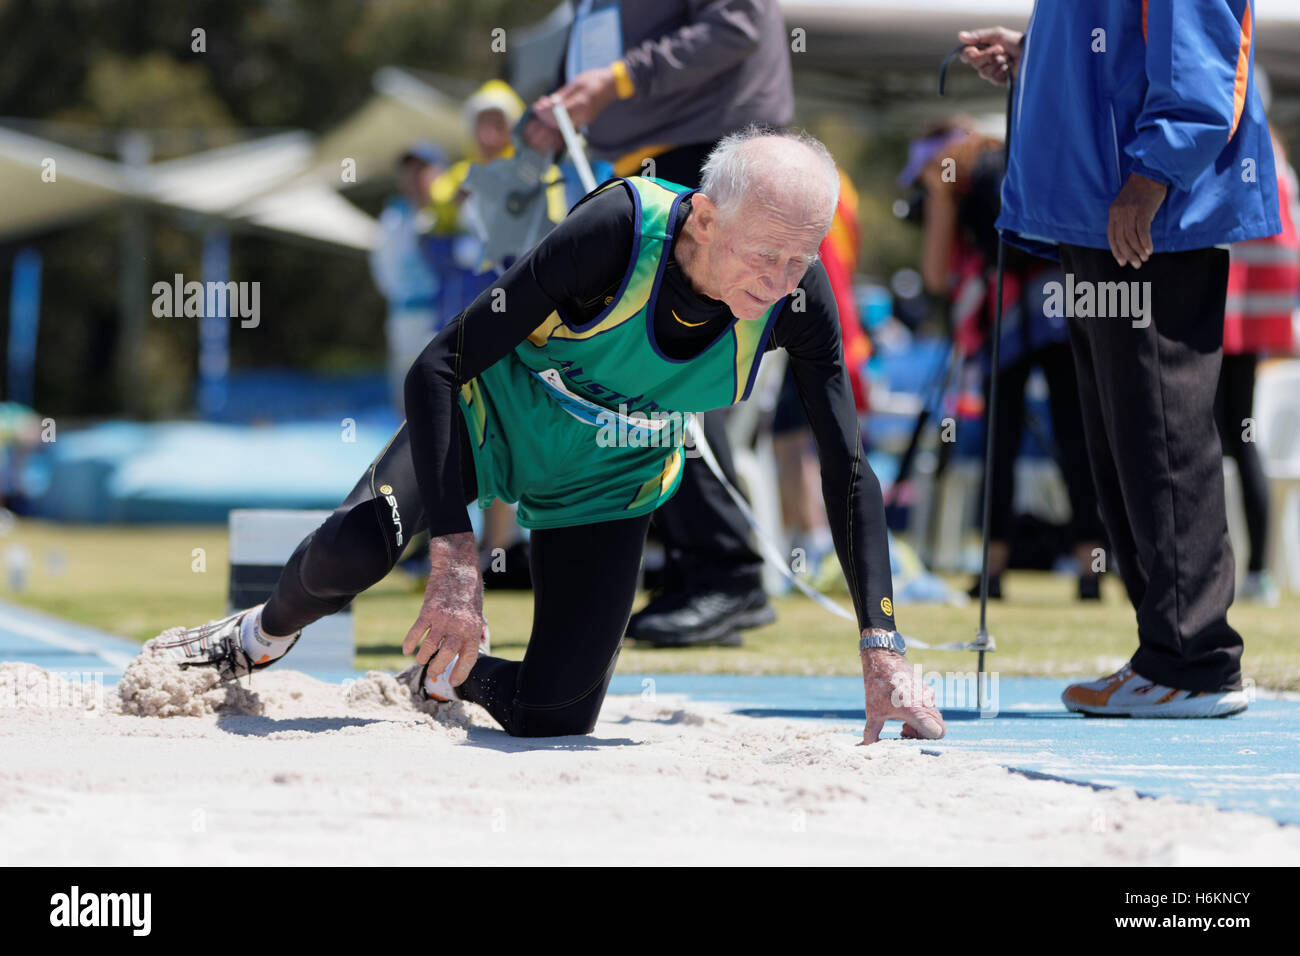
left=698, top=126, right=840, bottom=229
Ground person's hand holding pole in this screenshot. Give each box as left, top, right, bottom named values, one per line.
left=958, top=26, right=1169, bottom=269
left=524, top=67, right=620, bottom=154
left=957, top=27, right=1024, bottom=86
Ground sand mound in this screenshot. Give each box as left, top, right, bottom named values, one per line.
left=0, top=661, right=106, bottom=713
left=0, top=629, right=475, bottom=723
left=343, top=667, right=476, bottom=728
left=114, top=629, right=264, bottom=717
left=2, top=631, right=476, bottom=732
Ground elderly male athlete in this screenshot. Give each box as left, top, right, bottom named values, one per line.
left=163, top=129, right=945, bottom=744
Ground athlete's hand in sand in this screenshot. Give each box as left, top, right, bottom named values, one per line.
left=402, top=531, right=485, bottom=688
left=860, top=641, right=945, bottom=744
left=958, top=27, right=1023, bottom=86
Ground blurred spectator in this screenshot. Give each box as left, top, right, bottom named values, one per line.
left=1216, top=126, right=1300, bottom=606
left=424, top=80, right=565, bottom=587
left=904, top=117, right=1104, bottom=601
left=369, top=142, right=446, bottom=413
left=0, top=402, right=41, bottom=514
left=959, top=4, right=1279, bottom=717
left=426, top=80, right=566, bottom=294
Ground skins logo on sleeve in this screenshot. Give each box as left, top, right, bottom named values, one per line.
left=378, top=484, right=404, bottom=547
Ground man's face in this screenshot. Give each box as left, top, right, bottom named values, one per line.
left=399, top=159, right=436, bottom=204
left=475, top=109, right=511, bottom=160
left=702, top=198, right=827, bottom=320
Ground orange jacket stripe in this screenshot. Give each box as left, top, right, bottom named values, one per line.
left=1229, top=3, right=1252, bottom=141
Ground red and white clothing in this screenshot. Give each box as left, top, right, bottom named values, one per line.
left=1224, top=153, right=1300, bottom=355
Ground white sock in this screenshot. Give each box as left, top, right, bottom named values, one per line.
left=422, top=656, right=460, bottom=701
left=239, top=606, right=297, bottom=666
left=421, top=625, right=488, bottom=700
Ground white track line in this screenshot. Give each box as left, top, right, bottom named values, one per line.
left=0, top=612, right=135, bottom=671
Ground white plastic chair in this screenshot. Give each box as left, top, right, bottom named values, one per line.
left=1252, top=359, right=1300, bottom=593
left=1222, top=457, right=1249, bottom=586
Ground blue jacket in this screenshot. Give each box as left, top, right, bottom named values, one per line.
left=999, top=0, right=1281, bottom=257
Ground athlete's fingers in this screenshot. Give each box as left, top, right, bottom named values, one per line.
left=414, top=615, right=447, bottom=667
left=883, top=671, right=944, bottom=740
left=862, top=714, right=887, bottom=745
left=896, top=705, right=945, bottom=740
left=402, top=617, right=429, bottom=657
left=449, top=631, right=480, bottom=686
left=424, top=635, right=455, bottom=678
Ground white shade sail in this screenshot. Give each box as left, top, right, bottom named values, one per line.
left=0, top=69, right=470, bottom=251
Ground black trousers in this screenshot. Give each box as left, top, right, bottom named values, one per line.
left=645, top=140, right=765, bottom=593
left=984, top=341, right=1104, bottom=546
left=1214, top=352, right=1269, bottom=573
left=1058, top=244, right=1242, bottom=691
left=262, top=413, right=651, bottom=737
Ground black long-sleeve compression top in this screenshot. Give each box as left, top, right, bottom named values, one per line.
left=403, top=181, right=894, bottom=633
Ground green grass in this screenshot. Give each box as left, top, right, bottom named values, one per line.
left=5, top=519, right=1298, bottom=690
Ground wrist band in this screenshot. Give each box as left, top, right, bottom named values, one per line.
left=609, top=60, right=635, bottom=99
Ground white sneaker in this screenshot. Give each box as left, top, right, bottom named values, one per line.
left=421, top=623, right=491, bottom=702
left=152, top=604, right=300, bottom=682
left=1062, top=663, right=1248, bottom=718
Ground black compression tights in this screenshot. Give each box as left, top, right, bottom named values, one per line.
left=262, top=412, right=651, bottom=737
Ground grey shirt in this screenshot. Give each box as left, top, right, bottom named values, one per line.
left=583, top=0, right=795, bottom=160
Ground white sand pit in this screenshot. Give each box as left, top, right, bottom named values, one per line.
left=1, top=649, right=1298, bottom=866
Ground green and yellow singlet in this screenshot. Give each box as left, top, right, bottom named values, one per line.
left=457, top=176, right=787, bottom=529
